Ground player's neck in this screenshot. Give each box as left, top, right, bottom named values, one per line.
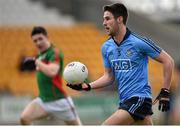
left=44, top=41, right=51, bottom=50
left=40, top=41, right=51, bottom=53
left=113, top=25, right=126, bottom=44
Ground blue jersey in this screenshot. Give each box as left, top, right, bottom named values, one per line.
left=101, top=28, right=162, bottom=103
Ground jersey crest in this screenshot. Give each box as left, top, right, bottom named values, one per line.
left=126, top=49, right=133, bottom=57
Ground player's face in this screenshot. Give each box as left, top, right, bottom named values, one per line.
left=32, top=34, right=49, bottom=52
left=103, top=11, right=119, bottom=36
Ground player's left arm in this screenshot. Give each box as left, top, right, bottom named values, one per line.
left=154, top=50, right=174, bottom=89
left=35, top=60, right=59, bottom=77
left=137, top=38, right=174, bottom=111
left=137, top=38, right=174, bottom=89
left=153, top=50, right=174, bottom=111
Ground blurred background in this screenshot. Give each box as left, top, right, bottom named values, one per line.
left=0, top=0, right=180, bottom=125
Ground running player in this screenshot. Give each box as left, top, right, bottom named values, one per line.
left=67, top=3, right=174, bottom=125
left=20, top=26, right=82, bottom=125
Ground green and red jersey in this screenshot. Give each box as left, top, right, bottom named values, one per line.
left=36, top=45, right=66, bottom=102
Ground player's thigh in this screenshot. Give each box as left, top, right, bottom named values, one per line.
left=135, top=115, right=153, bottom=125
left=46, top=97, right=82, bottom=125
left=102, top=109, right=134, bottom=125
left=21, top=98, right=48, bottom=121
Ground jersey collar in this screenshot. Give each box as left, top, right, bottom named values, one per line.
left=112, top=28, right=131, bottom=47
left=40, top=44, right=53, bottom=54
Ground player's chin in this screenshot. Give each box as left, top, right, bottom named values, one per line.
left=107, top=32, right=113, bottom=36
left=105, top=31, right=111, bottom=36
left=39, top=48, right=46, bottom=53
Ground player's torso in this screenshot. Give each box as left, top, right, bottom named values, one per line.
left=104, top=35, right=151, bottom=102
left=36, top=46, right=66, bottom=102
left=106, top=36, right=146, bottom=75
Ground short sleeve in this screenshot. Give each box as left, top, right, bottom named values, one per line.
left=48, top=48, right=60, bottom=64
left=101, top=45, right=111, bottom=68
left=136, top=37, right=162, bottom=58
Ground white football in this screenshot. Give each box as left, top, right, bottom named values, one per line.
left=63, top=61, right=88, bottom=84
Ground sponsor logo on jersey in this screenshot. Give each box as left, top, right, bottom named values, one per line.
left=111, top=59, right=132, bottom=72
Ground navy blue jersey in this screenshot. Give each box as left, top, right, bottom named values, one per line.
left=101, top=29, right=162, bottom=103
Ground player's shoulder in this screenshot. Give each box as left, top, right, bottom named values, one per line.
left=130, top=32, right=154, bottom=48
left=131, top=32, right=154, bottom=44
left=129, top=32, right=144, bottom=42
left=50, top=45, right=63, bottom=54
left=130, top=32, right=161, bottom=53
left=102, top=37, right=114, bottom=49
left=53, top=47, right=60, bottom=53
left=46, top=45, right=62, bottom=57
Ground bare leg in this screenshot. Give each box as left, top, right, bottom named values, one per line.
left=64, top=116, right=82, bottom=125
left=102, top=109, right=135, bottom=125
left=20, top=99, right=48, bottom=125
left=135, top=115, right=153, bottom=125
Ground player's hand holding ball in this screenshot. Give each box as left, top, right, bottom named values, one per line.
left=66, top=83, right=91, bottom=91
left=64, top=61, right=91, bottom=91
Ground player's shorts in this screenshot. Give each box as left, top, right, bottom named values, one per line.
left=33, top=97, right=78, bottom=121
left=119, top=97, right=153, bottom=121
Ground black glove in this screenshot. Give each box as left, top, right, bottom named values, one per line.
left=66, top=83, right=91, bottom=91
left=153, top=88, right=170, bottom=112
left=20, top=57, right=36, bottom=71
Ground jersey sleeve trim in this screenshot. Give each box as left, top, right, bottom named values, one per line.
left=132, top=33, right=162, bottom=54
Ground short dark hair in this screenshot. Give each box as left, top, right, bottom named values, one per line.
left=103, top=3, right=128, bottom=24
left=31, top=26, right=48, bottom=36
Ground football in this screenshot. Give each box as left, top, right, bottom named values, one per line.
left=63, top=61, right=88, bottom=84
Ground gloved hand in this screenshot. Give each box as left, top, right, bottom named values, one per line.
left=20, top=57, right=36, bottom=71
left=153, top=88, right=170, bottom=112
left=66, top=83, right=91, bottom=91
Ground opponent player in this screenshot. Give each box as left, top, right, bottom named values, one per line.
left=67, top=3, right=174, bottom=125
left=20, top=26, right=82, bottom=125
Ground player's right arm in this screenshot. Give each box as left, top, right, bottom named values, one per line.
left=87, top=42, right=115, bottom=89
left=67, top=42, right=114, bottom=91
left=67, top=67, right=114, bottom=91
left=86, top=67, right=114, bottom=89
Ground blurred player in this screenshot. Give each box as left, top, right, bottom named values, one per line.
left=67, top=3, right=174, bottom=125
left=20, top=26, right=82, bottom=125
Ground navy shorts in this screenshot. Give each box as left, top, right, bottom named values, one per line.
left=119, top=97, right=153, bottom=121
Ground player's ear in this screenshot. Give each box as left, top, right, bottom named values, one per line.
left=117, top=16, right=123, bottom=24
